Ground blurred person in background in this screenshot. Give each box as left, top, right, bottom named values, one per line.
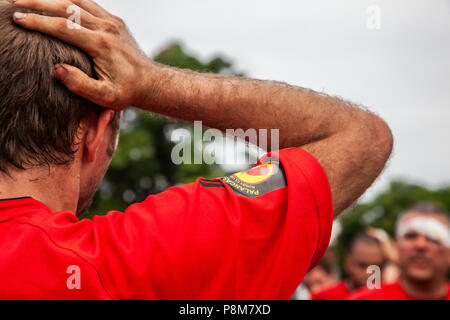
left=302, top=251, right=340, bottom=297
left=365, top=227, right=401, bottom=284
left=311, top=232, right=386, bottom=299
left=349, top=202, right=450, bottom=300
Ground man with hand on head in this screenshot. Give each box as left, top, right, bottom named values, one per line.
left=349, top=202, right=450, bottom=300
left=0, top=0, right=392, bottom=299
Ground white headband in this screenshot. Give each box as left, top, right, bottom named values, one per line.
left=396, top=216, right=450, bottom=248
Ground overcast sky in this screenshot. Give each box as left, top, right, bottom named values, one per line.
left=96, top=0, right=450, bottom=200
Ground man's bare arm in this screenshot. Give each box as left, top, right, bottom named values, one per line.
left=140, top=66, right=393, bottom=216
left=12, top=0, right=393, bottom=217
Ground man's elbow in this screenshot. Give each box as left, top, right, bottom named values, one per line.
left=368, top=115, right=394, bottom=168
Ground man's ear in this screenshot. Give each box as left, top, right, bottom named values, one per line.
left=83, top=110, right=115, bottom=163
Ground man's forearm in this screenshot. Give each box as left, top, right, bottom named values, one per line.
left=139, top=61, right=372, bottom=150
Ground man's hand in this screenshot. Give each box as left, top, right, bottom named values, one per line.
left=13, top=0, right=152, bottom=110
left=365, top=227, right=399, bottom=263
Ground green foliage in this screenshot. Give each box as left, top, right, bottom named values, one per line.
left=154, top=42, right=243, bottom=75
left=83, top=43, right=243, bottom=218
left=334, top=180, right=450, bottom=272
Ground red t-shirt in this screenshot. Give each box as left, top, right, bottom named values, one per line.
left=0, top=147, right=333, bottom=299
left=348, top=281, right=450, bottom=300
left=311, top=281, right=352, bottom=300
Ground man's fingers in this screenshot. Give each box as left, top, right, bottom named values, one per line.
left=55, top=64, right=119, bottom=108
left=71, top=0, right=112, bottom=18
left=13, top=13, right=99, bottom=56
left=13, top=0, right=101, bottom=30
left=14, top=0, right=111, bottom=19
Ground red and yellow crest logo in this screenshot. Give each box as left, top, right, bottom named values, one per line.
left=233, top=163, right=276, bottom=185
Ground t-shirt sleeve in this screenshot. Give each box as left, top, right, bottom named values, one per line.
left=89, top=147, right=333, bottom=299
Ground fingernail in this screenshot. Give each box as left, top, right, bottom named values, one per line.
left=54, top=65, right=68, bottom=81
left=13, top=12, right=27, bottom=20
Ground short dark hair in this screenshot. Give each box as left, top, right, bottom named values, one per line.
left=0, top=0, right=118, bottom=174
left=316, top=251, right=339, bottom=276
left=348, top=232, right=380, bottom=254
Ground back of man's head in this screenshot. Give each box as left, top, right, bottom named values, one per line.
left=0, top=0, right=111, bottom=174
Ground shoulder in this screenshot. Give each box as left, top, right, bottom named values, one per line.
left=312, top=282, right=351, bottom=300
left=347, top=282, right=403, bottom=300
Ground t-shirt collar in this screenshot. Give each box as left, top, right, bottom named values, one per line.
left=0, top=197, right=51, bottom=222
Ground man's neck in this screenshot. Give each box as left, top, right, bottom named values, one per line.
left=400, top=274, right=448, bottom=299
left=0, top=165, right=80, bottom=213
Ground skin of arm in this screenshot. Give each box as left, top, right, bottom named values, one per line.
left=12, top=0, right=394, bottom=217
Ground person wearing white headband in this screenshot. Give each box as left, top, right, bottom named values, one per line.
left=349, top=202, right=449, bottom=300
